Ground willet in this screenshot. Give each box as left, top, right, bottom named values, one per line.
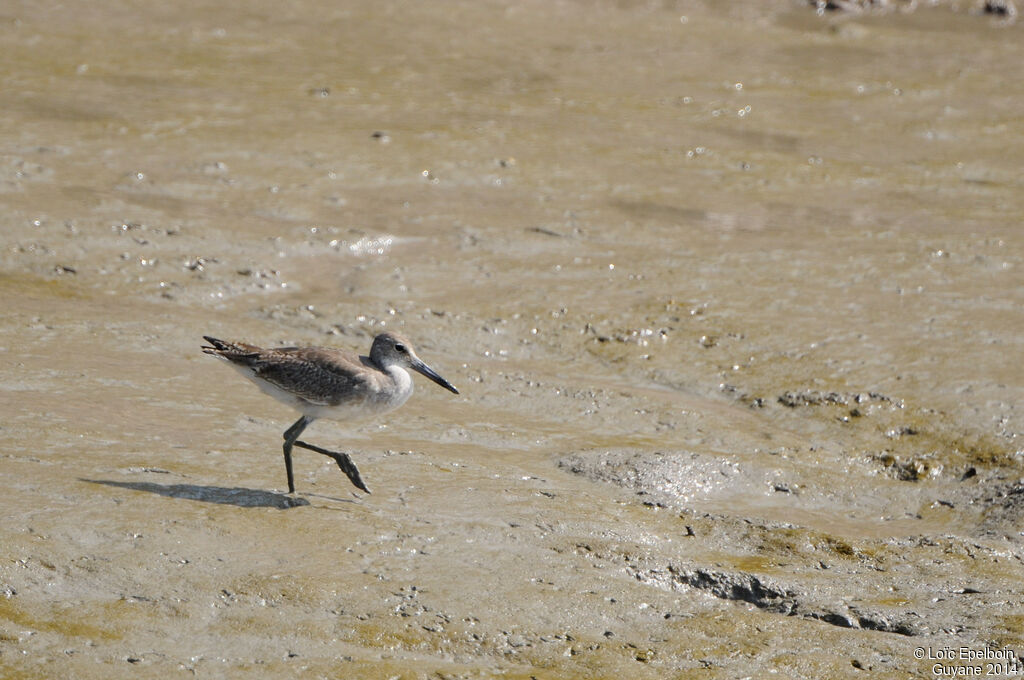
left=201, top=331, right=459, bottom=494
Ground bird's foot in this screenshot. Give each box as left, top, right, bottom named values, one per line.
left=294, top=440, right=371, bottom=494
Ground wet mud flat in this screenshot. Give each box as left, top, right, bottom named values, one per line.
left=2, top=0, right=1024, bottom=678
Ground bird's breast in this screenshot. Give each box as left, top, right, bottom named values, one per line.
left=379, top=366, right=414, bottom=409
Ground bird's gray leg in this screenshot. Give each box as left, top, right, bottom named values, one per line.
left=293, top=439, right=371, bottom=494
left=282, top=416, right=311, bottom=494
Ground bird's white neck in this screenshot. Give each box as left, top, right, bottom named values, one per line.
left=383, top=365, right=414, bottom=409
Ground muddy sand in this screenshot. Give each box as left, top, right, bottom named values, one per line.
left=2, top=1, right=1023, bottom=677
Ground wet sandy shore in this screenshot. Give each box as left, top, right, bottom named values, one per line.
left=2, top=1, right=1023, bottom=677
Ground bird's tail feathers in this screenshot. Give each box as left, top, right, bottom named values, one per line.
left=201, top=336, right=261, bottom=362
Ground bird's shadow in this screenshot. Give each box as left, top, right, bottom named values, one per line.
left=81, top=478, right=312, bottom=509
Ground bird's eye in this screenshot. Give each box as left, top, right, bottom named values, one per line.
left=394, top=343, right=407, bottom=353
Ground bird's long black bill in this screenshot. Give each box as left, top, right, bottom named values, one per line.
left=411, top=359, right=459, bottom=394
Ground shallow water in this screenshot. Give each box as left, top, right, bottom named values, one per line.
left=2, top=0, right=1023, bottom=677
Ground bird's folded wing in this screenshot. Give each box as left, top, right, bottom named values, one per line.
left=250, top=347, right=377, bottom=406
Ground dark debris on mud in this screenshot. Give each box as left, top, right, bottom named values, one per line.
left=809, top=0, right=1017, bottom=19
left=573, top=537, right=926, bottom=638
left=560, top=446, right=1024, bottom=644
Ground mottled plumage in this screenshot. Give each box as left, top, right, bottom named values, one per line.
left=202, top=331, right=459, bottom=494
